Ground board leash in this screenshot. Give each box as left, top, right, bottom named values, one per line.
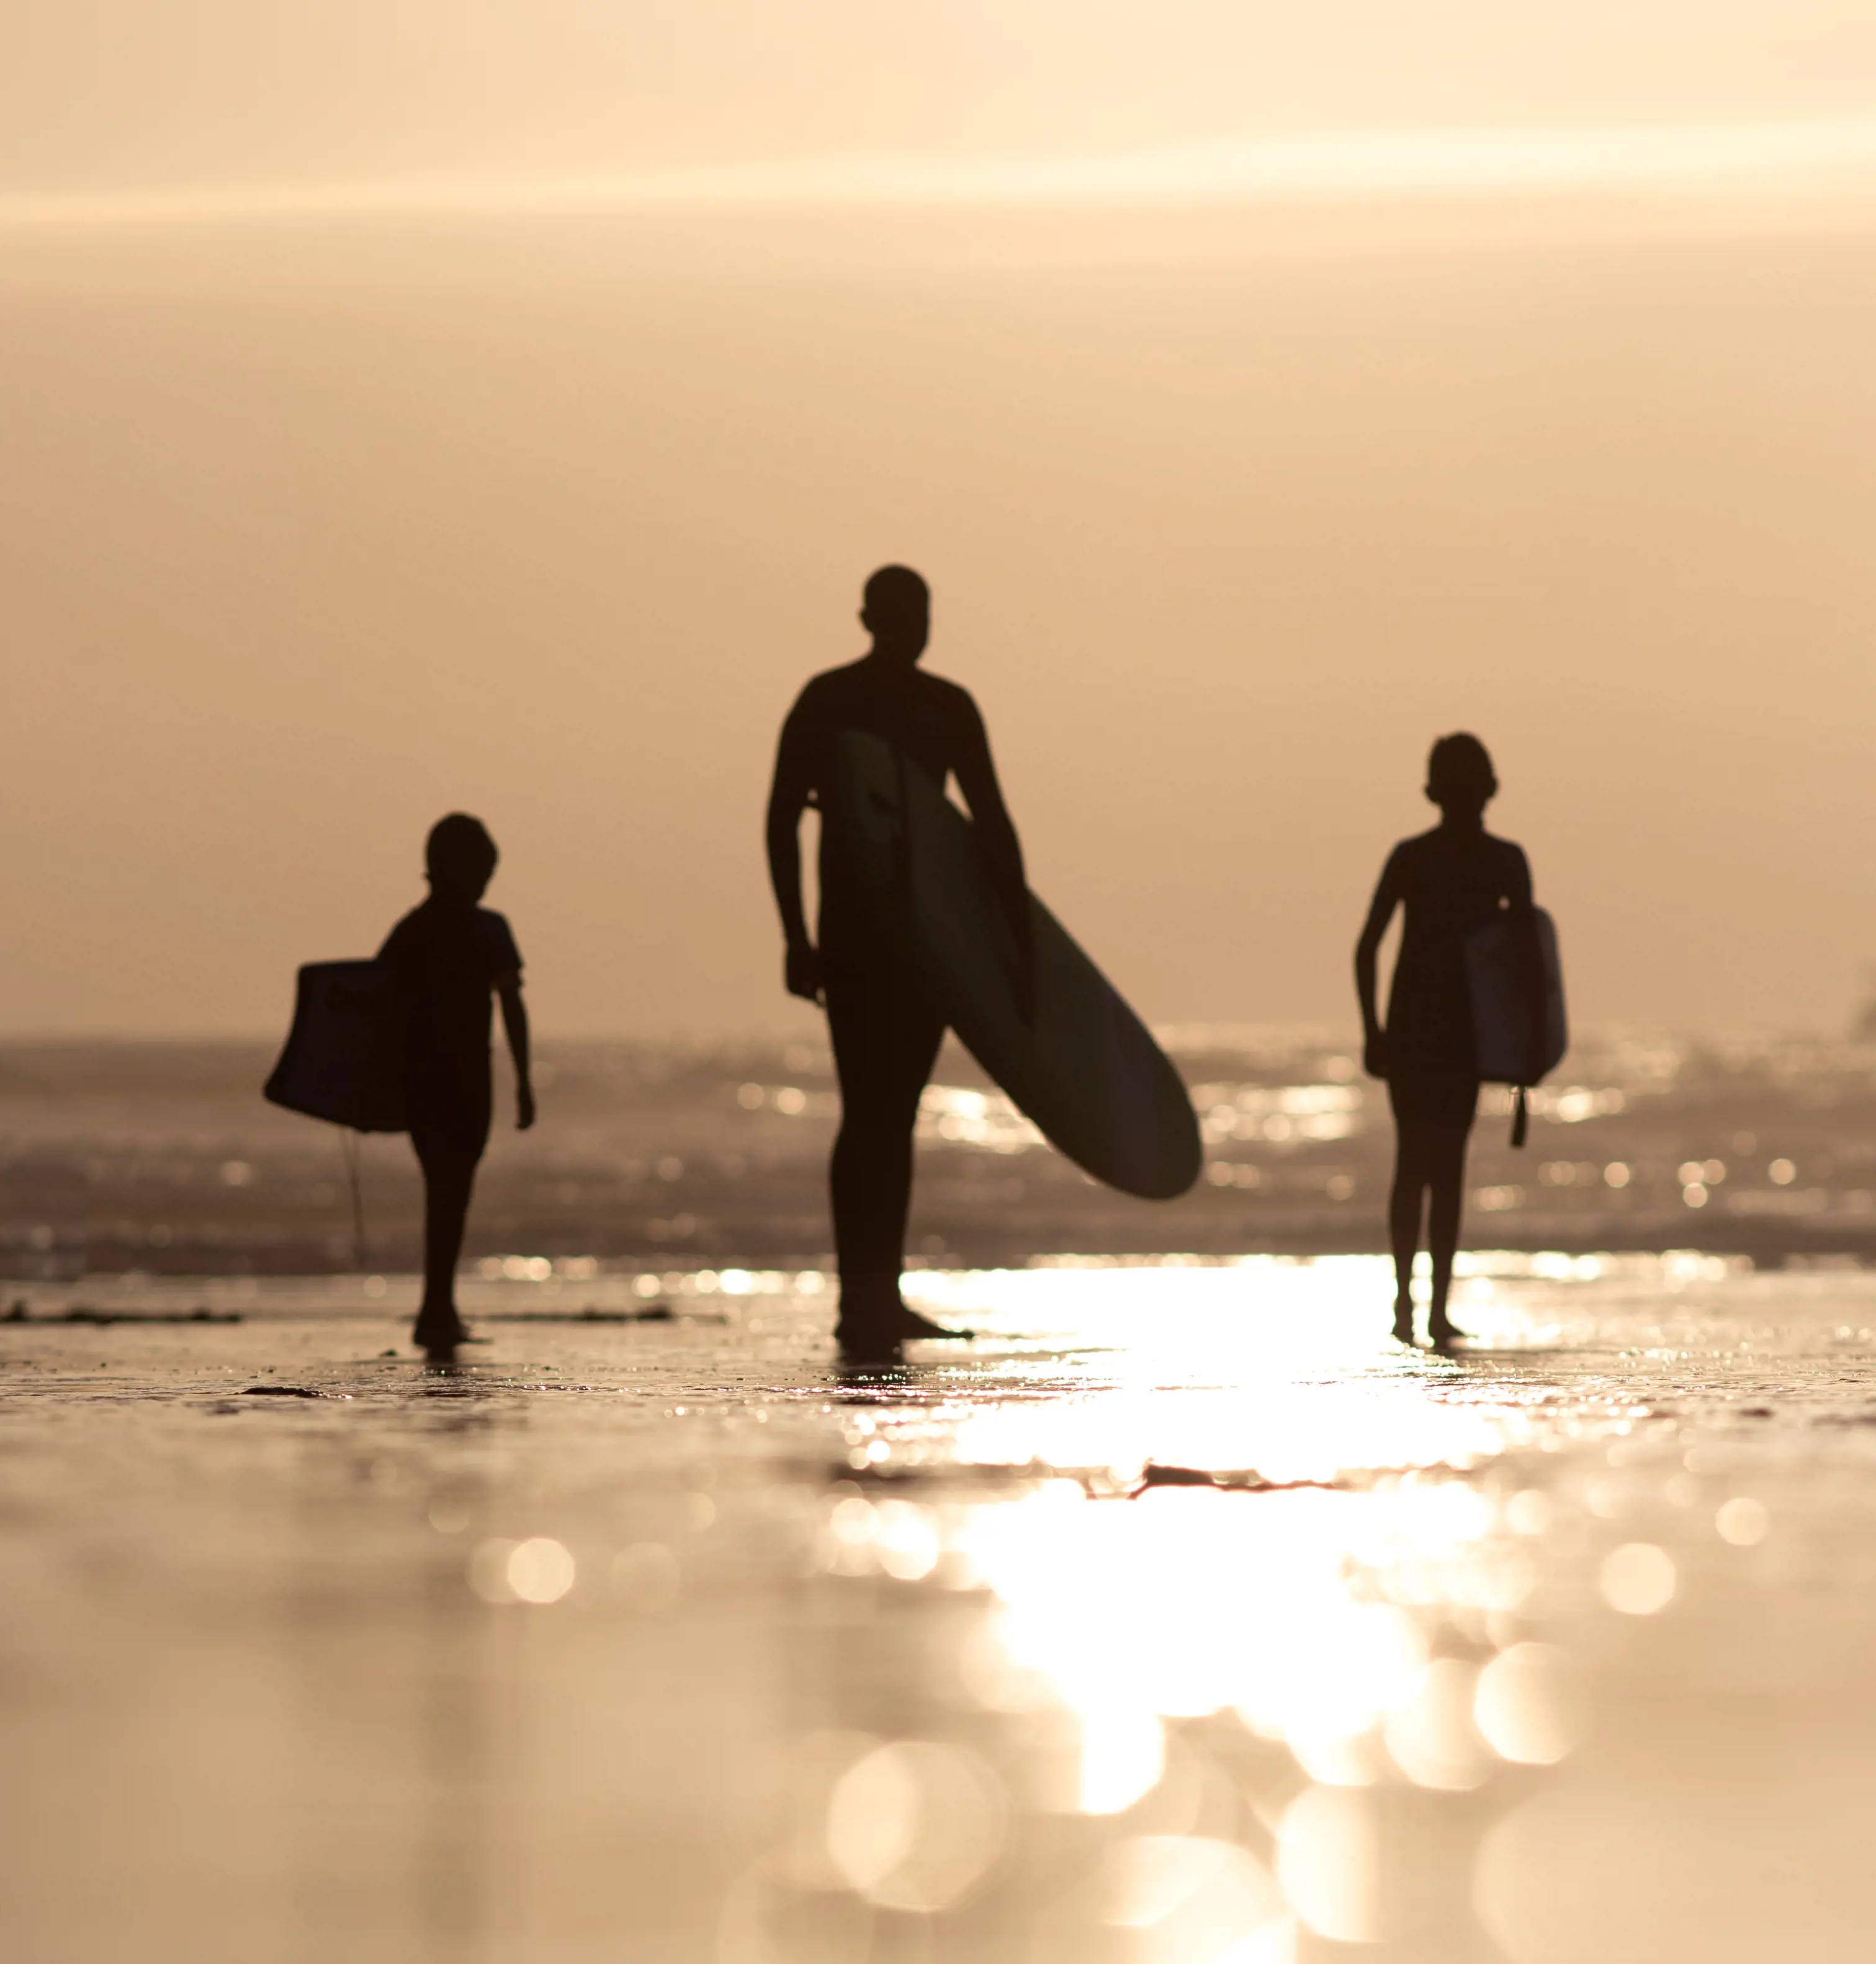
left=338, top=1126, right=368, bottom=1268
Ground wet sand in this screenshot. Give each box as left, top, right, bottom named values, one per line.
left=5, top=1259, right=1876, bottom=1962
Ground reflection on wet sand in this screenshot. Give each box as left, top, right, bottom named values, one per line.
left=6, top=1258, right=1876, bottom=1960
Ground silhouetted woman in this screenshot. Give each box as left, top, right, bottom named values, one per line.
left=1355, top=735, right=1540, bottom=1348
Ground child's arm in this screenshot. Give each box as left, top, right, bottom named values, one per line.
left=1506, top=848, right=1546, bottom=1086
left=496, top=973, right=536, bottom=1130
left=1354, top=852, right=1404, bottom=1079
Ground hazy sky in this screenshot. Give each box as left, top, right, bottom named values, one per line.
left=6, top=3, right=1875, bottom=193
left=4, top=6, right=1876, bottom=1040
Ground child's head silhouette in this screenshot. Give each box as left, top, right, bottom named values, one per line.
left=1425, top=733, right=1496, bottom=819
left=426, top=813, right=498, bottom=901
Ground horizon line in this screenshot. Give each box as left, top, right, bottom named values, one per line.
left=5, top=117, right=1876, bottom=233
left=0, top=1023, right=1852, bottom=1050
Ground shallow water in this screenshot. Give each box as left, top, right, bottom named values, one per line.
left=6, top=1258, right=1876, bottom=1962
left=16, top=1030, right=1876, bottom=1276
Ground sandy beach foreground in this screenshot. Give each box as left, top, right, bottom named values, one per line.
left=4, top=1259, right=1876, bottom=1962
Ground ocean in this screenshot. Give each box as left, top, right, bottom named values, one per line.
left=7, top=1030, right=1876, bottom=1960
left=6, top=1027, right=1876, bottom=1290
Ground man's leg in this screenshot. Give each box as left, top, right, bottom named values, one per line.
left=825, top=964, right=945, bottom=1349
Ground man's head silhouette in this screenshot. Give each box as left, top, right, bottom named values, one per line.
left=1425, top=734, right=1497, bottom=819
left=426, top=813, right=498, bottom=902
left=860, top=565, right=930, bottom=664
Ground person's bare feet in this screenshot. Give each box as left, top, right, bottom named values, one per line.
left=835, top=1330, right=903, bottom=1367
left=1392, top=1299, right=1416, bottom=1345
left=886, top=1304, right=971, bottom=1341
left=413, top=1309, right=475, bottom=1362
left=835, top=1297, right=971, bottom=1360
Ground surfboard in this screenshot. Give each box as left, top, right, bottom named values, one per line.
left=264, top=961, right=408, bottom=1133
left=1465, top=908, right=1567, bottom=1084
left=822, top=731, right=1201, bottom=1199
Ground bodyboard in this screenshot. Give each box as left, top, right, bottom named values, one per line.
left=822, top=732, right=1201, bottom=1199
left=1465, top=908, right=1567, bottom=1084
left=264, top=961, right=408, bottom=1133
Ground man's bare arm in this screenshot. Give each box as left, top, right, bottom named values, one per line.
left=951, top=705, right=1035, bottom=1017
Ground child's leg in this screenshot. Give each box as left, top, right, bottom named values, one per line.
left=1388, top=1124, right=1431, bottom=1340
left=411, top=1122, right=483, bottom=1351
left=1425, top=1124, right=1474, bottom=1341
left=421, top=1153, right=478, bottom=1315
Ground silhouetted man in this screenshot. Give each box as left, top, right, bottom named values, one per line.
left=766, top=565, right=1033, bottom=1359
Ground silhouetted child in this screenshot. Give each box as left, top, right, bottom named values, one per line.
left=1355, top=736, right=1542, bottom=1349
left=378, top=814, right=534, bottom=1360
